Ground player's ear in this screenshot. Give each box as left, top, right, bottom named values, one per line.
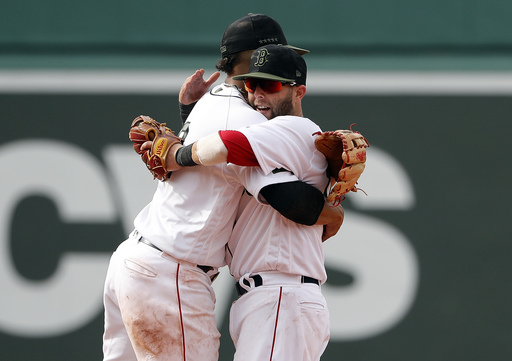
left=295, top=84, right=306, bottom=100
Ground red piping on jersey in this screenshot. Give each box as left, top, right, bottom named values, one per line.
left=269, top=287, right=283, bottom=361
left=218, top=130, right=259, bottom=166
left=176, top=263, right=187, bottom=361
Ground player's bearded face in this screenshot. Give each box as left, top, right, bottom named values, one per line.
left=250, top=87, right=294, bottom=120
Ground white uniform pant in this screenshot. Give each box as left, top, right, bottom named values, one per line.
left=229, top=274, right=330, bottom=361
left=102, top=234, right=220, bottom=361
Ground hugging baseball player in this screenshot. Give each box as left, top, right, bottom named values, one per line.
left=104, top=14, right=349, bottom=361
left=128, top=44, right=367, bottom=360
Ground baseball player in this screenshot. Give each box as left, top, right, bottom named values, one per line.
left=104, top=14, right=343, bottom=361
left=228, top=45, right=332, bottom=361
left=161, top=44, right=337, bottom=360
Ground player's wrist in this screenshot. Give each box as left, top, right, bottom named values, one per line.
left=175, top=143, right=198, bottom=167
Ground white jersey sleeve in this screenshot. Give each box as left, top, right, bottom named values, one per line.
left=230, top=165, right=299, bottom=204
left=237, top=116, right=328, bottom=194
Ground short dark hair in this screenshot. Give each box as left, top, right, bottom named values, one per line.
left=215, top=53, right=241, bottom=74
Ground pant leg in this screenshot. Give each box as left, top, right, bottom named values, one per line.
left=273, top=284, right=330, bottom=361
left=230, top=284, right=329, bottom=361
left=103, top=239, right=138, bottom=361
left=110, top=237, right=220, bottom=361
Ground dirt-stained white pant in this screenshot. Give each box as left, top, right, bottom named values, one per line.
left=230, top=274, right=330, bottom=361
left=103, top=234, right=220, bottom=361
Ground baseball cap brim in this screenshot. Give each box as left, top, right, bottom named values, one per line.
left=284, top=45, right=310, bottom=55
left=232, top=72, right=295, bottom=82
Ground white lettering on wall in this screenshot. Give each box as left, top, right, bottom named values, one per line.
left=0, top=140, right=115, bottom=336
left=0, top=142, right=417, bottom=340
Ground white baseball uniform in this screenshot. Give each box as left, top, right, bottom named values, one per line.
left=226, top=116, right=331, bottom=361
left=102, top=84, right=298, bottom=361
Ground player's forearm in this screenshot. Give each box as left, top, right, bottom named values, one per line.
left=179, top=102, right=197, bottom=124
left=193, top=133, right=230, bottom=165
left=315, top=201, right=344, bottom=242
left=315, top=201, right=344, bottom=225
left=174, top=130, right=259, bottom=167
left=171, top=133, right=228, bottom=169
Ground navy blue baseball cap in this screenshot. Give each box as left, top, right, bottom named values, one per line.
left=233, top=44, right=307, bottom=86
left=220, top=14, right=309, bottom=57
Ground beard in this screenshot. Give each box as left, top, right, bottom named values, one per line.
left=268, top=93, right=294, bottom=119
left=250, top=87, right=295, bottom=119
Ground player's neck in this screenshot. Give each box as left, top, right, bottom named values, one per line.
left=225, top=76, right=243, bottom=88
left=294, top=105, right=304, bottom=117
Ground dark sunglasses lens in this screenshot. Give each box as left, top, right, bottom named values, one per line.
left=244, top=79, right=256, bottom=93
left=245, top=79, right=283, bottom=93
left=262, top=80, right=283, bottom=93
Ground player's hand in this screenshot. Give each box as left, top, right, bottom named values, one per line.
left=140, top=140, right=183, bottom=172
left=318, top=203, right=344, bottom=242
left=140, top=140, right=152, bottom=152
left=179, top=69, right=221, bottom=105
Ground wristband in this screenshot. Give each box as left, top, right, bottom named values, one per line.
left=175, top=143, right=198, bottom=167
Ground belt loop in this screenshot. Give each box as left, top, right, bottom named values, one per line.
left=238, top=273, right=255, bottom=293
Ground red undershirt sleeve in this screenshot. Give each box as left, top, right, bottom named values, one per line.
left=218, top=130, right=260, bottom=166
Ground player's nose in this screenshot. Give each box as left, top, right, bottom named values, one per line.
left=253, top=85, right=266, bottom=97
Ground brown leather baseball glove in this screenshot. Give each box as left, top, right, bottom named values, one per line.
left=314, top=125, right=369, bottom=205
left=129, top=115, right=182, bottom=181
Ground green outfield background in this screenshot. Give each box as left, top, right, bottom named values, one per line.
left=1, top=2, right=511, bottom=360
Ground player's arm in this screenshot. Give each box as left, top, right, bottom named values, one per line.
left=173, top=129, right=343, bottom=238
left=138, top=129, right=247, bottom=171
left=135, top=122, right=343, bottom=240
left=316, top=200, right=345, bottom=242
left=260, top=181, right=324, bottom=226
left=178, top=69, right=221, bottom=123
left=260, top=181, right=344, bottom=242
left=179, top=103, right=196, bottom=124
left=172, top=130, right=258, bottom=169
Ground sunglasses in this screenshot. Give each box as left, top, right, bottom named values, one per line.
left=243, top=78, right=297, bottom=94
